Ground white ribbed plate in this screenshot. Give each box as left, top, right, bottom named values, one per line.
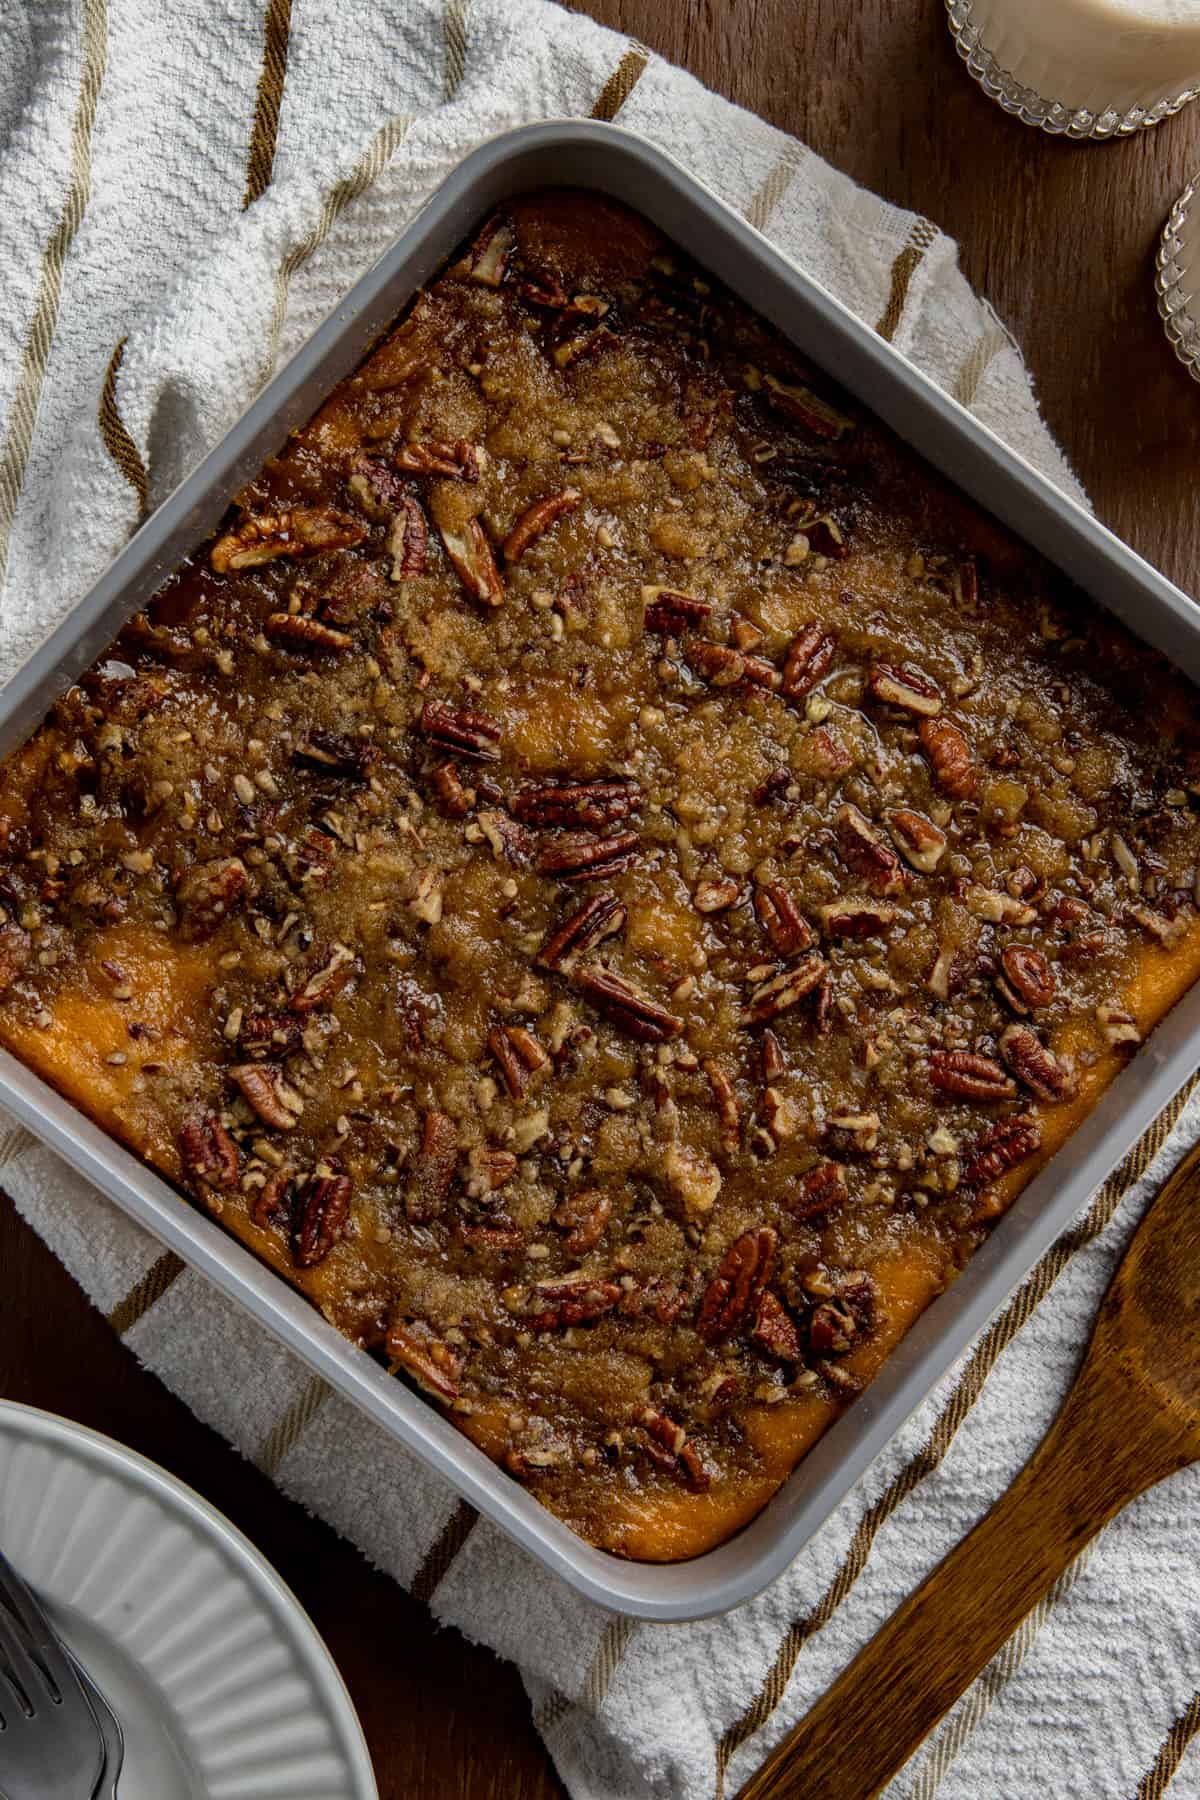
left=0, top=1402, right=377, bottom=1800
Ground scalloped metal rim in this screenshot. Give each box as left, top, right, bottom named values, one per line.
left=1157, top=177, right=1200, bottom=383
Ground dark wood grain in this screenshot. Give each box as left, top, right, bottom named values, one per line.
left=3, top=8, right=1199, bottom=1797
left=736, top=1136, right=1200, bottom=1800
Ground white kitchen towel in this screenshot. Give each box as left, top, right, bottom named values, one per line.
left=0, top=3, right=1196, bottom=1798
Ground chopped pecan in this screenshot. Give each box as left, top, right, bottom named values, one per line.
left=760, top=1028, right=786, bottom=1081
left=697, top=1226, right=777, bottom=1343
left=642, top=587, right=714, bottom=636
left=291, top=731, right=380, bottom=781
left=740, top=953, right=826, bottom=1025
left=293, top=1171, right=352, bottom=1268
left=438, top=517, right=504, bottom=607
left=536, top=891, right=626, bottom=971
left=503, top=489, right=581, bottom=562
left=417, top=701, right=501, bottom=763
left=819, top=898, right=898, bottom=939
left=175, top=856, right=248, bottom=941
left=573, top=964, right=683, bottom=1042
left=751, top=1290, right=803, bottom=1361
left=664, top=1142, right=722, bottom=1216
left=251, top=1163, right=294, bottom=1230
left=683, top=637, right=780, bottom=692
left=1126, top=903, right=1187, bottom=947
left=999, top=1024, right=1076, bottom=1103
left=964, top=885, right=1037, bottom=927
left=453, top=212, right=514, bottom=287
left=928, top=1049, right=1016, bottom=1101
left=919, top=718, right=976, bottom=799
left=178, top=1114, right=240, bottom=1190
left=287, top=942, right=356, bottom=1013
left=637, top=1406, right=687, bottom=1458
left=430, top=761, right=472, bottom=819
left=387, top=1319, right=464, bottom=1402
left=867, top=661, right=942, bottom=717
left=679, top=1442, right=712, bottom=1492
left=703, top=1058, right=742, bottom=1154
left=462, top=1144, right=519, bottom=1197
left=387, top=494, right=429, bottom=580
left=754, top=882, right=812, bottom=956
left=406, top=866, right=444, bottom=924
left=780, top=625, right=836, bottom=700
left=1096, top=1000, right=1141, bottom=1049
left=0, top=923, right=31, bottom=994
left=789, top=1160, right=847, bottom=1220
left=553, top=325, right=618, bottom=369
left=997, top=945, right=1055, bottom=1012
left=238, top=1012, right=303, bottom=1056
left=395, top=439, right=483, bottom=479
left=886, top=808, right=946, bottom=874
left=347, top=452, right=410, bottom=517
left=460, top=1222, right=526, bottom=1251
left=536, top=829, right=640, bottom=882
left=552, top=1188, right=612, bottom=1256
left=487, top=1024, right=546, bottom=1099
left=230, top=1063, right=301, bottom=1130
left=693, top=876, right=741, bottom=914
left=963, top=1113, right=1042, bottom=1189
left=210, top=506, right=365, bottom=573
left=833, top=804, right=906, bottom=896
left=512, top=779, right=638, bottom=830
left=527, top=1273, right=622, bottom=1332
left=761, top=371, right=853, bottom=439
left=809, top=1299, right=858, bottom=1355
left=619, top=1266, right=701, bottom=1326
left=405, top=1109, right=459, bottom=1223
left=266, top=613, right=353, bottom=655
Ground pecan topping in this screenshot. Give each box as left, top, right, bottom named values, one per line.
left=703, top=1058, right=741, bottom=1154
left=964, top=885, right=1037, bottom=927
left=552, top=1188, right=612, bottom=1256
left=886, top=807, right=946, bottom=874
left=573, top=965, right=683, bottom=1042
left=503, top=489, right=581, bottom=562
left=536, top=890, right=626, bottom=971
left=178, top=1114, right=239, bottom=1190
left=453, top=212, right=514, bottom=287
left=1096, top=1000, right=1141, bottom=1049
left=833, top=805, right=906, bottom=896
left=963, top=1114, right=1042, bottom=1189
left=997, top=946, right=1055, bottom=1012
left=210, top=507, right=365, bottom=573
left=697, top=1226, right=777, bottom=1343
left=230, top=1063, right=302, bottom=1130
left=928, top=1049, right=1016, bottom=1101
left=535, top=829, right=640, bottom=882
left=642, top=587, right=714, bottom=636
left=683, top=637, right=780, bottom=692
left=462, top=1144, right=518, bottom=1197
left=754, top=882, right=812, bottom=956
left=387, top=494, right=428, bottom=579
left=0, top=923, right=31, bottom=993
left=438, top=517, right=504, bottom=607
left=760, top=1028, right=786, bottom=1081
left=819, top=898, right=898, bottom=939
left=761, top=371, right=853, bottom=438
left=387, top=1319, right=464, bottom=1402
left=693, top=876, right=741, bottom=914
left=238, top=1012, right=303, bottom=1056
left=417, top=701, right=501, bottom=763
left=395, top=439, right=483, bottom=479
left=1127, top=903, right=1187, bottom=947
left=527, top=1274, right=622, bottom=1332
left=780, top=625, right=836, bottom=700
left=553, top=325, right=618, bottom=370
left=292, top=731, right=379, bottom=780
left=740, top=953, right=826, bottom=1025
left=430, top=761, right=472, bottom=819
left=867, top=661, right=942, bottom=717
left=999, top=1024, right=1076, bottom=1102
left=405, top=1110, right=459, bottom=1223
left=266, top=613, right=353, bottom=655
left=347, top=452, right=410, bottom=517
left=287, top=942, right=356, bottom=1013
left=751, top=1290, right=803, bottom=1361
left=809, top=1299, right=859, bottom=1355
left=488, top=1024, right=548, bottom=1099
left=293, top=1171, right=352, bottom=1268
left=789, top=1160, right=847, bottom=1220
left=175, top=856, right=248, bottom=942
left=251, top=1163, right=294, bottom=1231
left=512, top=779, right=638, bottom=830
left=664, top=1143, right=722, bottom=1216
left=919, top=717, right=976, bottom=799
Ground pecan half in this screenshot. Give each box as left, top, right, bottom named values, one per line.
left=642, top=587, right=714, bottom=636
left=387, top=1319, right=464, bottom=1402
left=503, top=489, right=581, bottom=562
left=919, top=718, right=976, bottom=799
left=417, top=701, right=501, bottom=763
left=487, top=1024, right=548, bottom=1100
left=292, top=731, right=379, bottom=781
left=293, top=1171, right=352, bottom=1268
left=266, top=613, right=353, bottom=655
left=928, top=1049, right=1016, bottom=1101
left=230, top=1063, right=301, bottom=1130
left=683, top=637, right=780, bottom=692
left=535, top=829, right=640, bottom=882
left=0, top=923, right=31, bottom=993
left=462, top=1144, right=519, bottom=1198
left=536, top=891, right=626, bottom=971
left=527, top=1274, right=622, bottom=1332
left=175, top=856, right=248, bottom=941
left=395, top=439, right=483, bottom=479
left=512, top=779, right=638, bottom=830
left=740, top=953, right=826, bottom=1025
left=819, top=898, right=898, bottom=939
left=886, top=807, right=946, bottom=874
left=430, top=761, right=472, bottom=819
left=287, top=942, right=356, bottom=1013
left=178, top=1114, right=239, bottom=1190
left=387, top=494, right=428, bottom=579
left=997, top=945, right=1055, bottom=1012
left=552, top=1188, right=612, bottom=1256
left=867, top=661, right=942, bottom=717
left=405, top=1109, right=459, bottom=1223
left=210, top=507, right=365, bottom=573
left=780, top=625, right=836, bottom=700
left=963, top=1113, right=1042, bottom=1189
left=999, top=1024, right=1075, bottom=1102
left=762, top=371, right=853, bottom=439
left=453, top=212, right=514, bottom=287
left=754, top=882, right=813, bottom=956
left=751, top=1290, right=803, bottom=1361
left=238, top=1012, right=303, bottom=1056
left=703, top=1058, right=742, bottom=1154
left=789, top=1160, right=847, bottom=1220
left=573, top=964, right=683, bottom=1042
left=697, top=1226, right=777, bottom=1343
left=834, top=804, right=906, bottom=896
left=438, top=517, right=504, bottom=607
left=251, top=1163, right=294, bottom=1230
left=693, top=876, right=741, bottom=914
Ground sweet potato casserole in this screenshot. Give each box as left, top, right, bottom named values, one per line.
left=3, top=192, right=1200, bottom=1559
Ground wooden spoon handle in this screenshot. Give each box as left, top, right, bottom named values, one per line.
left=737, top=1374, right=1155, bottom=1800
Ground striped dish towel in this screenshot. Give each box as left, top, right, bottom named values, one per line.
left=1, top=3, right=1198, bottom=1797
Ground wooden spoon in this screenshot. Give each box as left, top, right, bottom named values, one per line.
left=739, top=1134, right=1200, bottom=1800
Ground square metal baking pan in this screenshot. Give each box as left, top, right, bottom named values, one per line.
left=2, top=120, right=1198, bottom=1621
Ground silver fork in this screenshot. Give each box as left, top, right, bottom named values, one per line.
left=66, top=1652, right=123, bottom=1800
left=0, top=1548, right=105, bottom=1799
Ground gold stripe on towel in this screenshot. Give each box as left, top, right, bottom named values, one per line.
left=713, top=1074, right=1199, bottom=1797
left=532, top=1587, right=639, bottom=1736
left=243, top=0, right=293, bottom=208
left=257, top=1372, right=331, bottom=1476
left=411, top=1497, right=479, bottom=1604
left=0, top=1127, right=34, bottom=1172
left=745, top=141, right=804, bottom=235
left=443, top=0, right=471, bottom=101
left=1135, top=1691, right=1200, bottom=1800
left=0, top=0, right=108, bottom=592
left=98, top=337, right=148, bottom=509
left=106, top=1249, right=186, bottom=1336
left=590, top=44, right=649, bottom=122
left=952, top=321, right=1008, bottom=413
left=875, top=216, right=937, bottom=343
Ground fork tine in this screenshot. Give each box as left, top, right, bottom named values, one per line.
left=0, top=1591, right=48, bottom=1722
left=0, top=1547, right=80, bottom=1697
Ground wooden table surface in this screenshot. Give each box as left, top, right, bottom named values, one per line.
left=3, top=5, right=1199, bottom=1798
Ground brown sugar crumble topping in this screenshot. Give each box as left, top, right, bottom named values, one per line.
left=4, top=190, right=1200, bottom=1559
